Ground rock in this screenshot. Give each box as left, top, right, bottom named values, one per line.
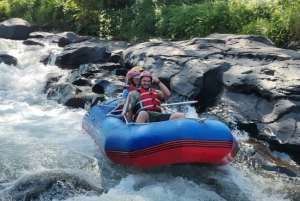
left=23, top=39, right=45, bottom=46
left=92, top=80, right=110, bottom=94
left=41, top=23, right=53, bottom=32
left=46, top=82, right=80, bottom=104
left=0, top=54, right=17, bottom=66
left=1, top=170, right=103, bottom=200
left=29, top=24, right=40, bottom=32
left=29, top=31, right=54, bottom=39
left=55, top=42, right=111, bottom=69
left=0, top=18, right=31, bottom=40
left=55, top=40, right=131, bottom=69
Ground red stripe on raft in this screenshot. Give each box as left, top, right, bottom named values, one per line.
left=106, top=140, right=237, bottom=167
left=107, top=140, right=233, bottom=158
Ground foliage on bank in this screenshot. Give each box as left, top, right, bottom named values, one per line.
left=0, top=0, right=300, bottom=47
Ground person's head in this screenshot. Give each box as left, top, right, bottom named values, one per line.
left=131, top=66, right=144, bottom=72
left=126, top=70, right=140, bottom=85
left=139, top=71, right=152, bottom=89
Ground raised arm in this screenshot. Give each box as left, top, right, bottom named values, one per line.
left=152, top=76, right=171, bottom=99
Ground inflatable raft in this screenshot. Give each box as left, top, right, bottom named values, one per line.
left=82, top=98, right=239, bottom=168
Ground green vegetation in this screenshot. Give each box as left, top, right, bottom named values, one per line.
left=0, top=0, right=299, bottom=47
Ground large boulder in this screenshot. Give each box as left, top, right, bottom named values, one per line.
left=55, top=40, right=131, bottom=69
left=0, top=18, right=31, bottom=40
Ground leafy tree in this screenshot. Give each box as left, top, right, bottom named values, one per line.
left=0, top=0, right=10, bottom=21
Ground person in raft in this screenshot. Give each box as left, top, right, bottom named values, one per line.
left=119, top=66, right=144, bottom=108
left=125, top=71, right=186, bottom=123
left=118, top=66, right=144, bottom=121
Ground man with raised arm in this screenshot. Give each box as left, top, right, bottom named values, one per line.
left=125, top=71, right=185, bottom=123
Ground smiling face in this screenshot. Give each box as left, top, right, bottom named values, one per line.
left=132, top=77, right=140, bottom=85
left=140, top=76, right=151, bottom=89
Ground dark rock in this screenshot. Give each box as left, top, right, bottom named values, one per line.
left=0, top=54, right=17, bottom=66
left=2, top=170, right=103, bottom=201
left=108, top=50, right=123, bottom=63
left=57, top=32, right=90, bottom=47
left=90, top=96, right=107, bottom=108
left=29, top=31, right=54, bottom=39
left=40, top=54, right=51, bottom=66
left=23, top=39, right=45, bottom=46
left=65, top=98, right=86, bottom=109
left=44, top=73, right=63, bottom=93
left=92, top=80, right=110, bottom=94
left=282, top=40, right=300, bottom=50
left=253, top=151, right=298, bottom=177
left=46, top=82, right=80, bottom=105
left=55, top=42, right=111, bottom=69
left=116, top=68, right=127, bottom=76
left=30, top=24, right=40, bottom=32
left=72, top=78, right=91, bottom=86
left=92, top=62, right=121, bottom=71
left=41, top=23, right=53, bottom=32
left=58, top=37, right=72, bottom=47
left=0, top=18, right=31, bottom=40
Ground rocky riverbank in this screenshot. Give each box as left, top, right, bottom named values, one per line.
left=1, top=18, right=300, bottom=178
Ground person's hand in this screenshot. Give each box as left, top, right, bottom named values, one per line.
left=152, top=76, right=160, bottom=84
left=118, top=103, right=124, bottom=108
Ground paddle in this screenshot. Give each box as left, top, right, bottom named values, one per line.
left=161, top=100, right=198, bottom=107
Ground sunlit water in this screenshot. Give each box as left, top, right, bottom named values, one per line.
left=0, top=38, right=296, bottom=200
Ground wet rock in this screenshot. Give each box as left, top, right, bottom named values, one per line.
left=40, top=54, right=51, bottom=66
left=55, top=42, right=111, bottom=69
left=46, top=82, right=80, bottom=104
left=29, top=24, right=40, bottom=32
left=41, top=23, right=53, bottom=32
left=44, top=73, right=63, bottom=93
left=65, top=92, right=106, bottom=109
left=116, top=68, right=127, bottom=76
left=23, top=40, right=45, bottom=47
left=0, top=18, right=31, bottom=40
left=0, top=54, right=17, bottom=66
left=92, top=80, right=110, bottom=94
left=29, top=31, right=54, bottom=39
left=1, top=170, right=103, bottom=201
left=55, top=40, right=131, bottom=69
left=92, top=62, right=122, bottom=71
left=67, top=69, right=92, bottom=86
left=253, top=151, right=298, bottom=177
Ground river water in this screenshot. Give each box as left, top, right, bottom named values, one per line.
left=0, top=38, right=299, bottom=200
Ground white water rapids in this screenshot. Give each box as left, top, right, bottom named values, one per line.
left=0, top=38, right=296, bottom=200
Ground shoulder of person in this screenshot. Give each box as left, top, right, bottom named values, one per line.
left=123, top=87, right=130, bottom=92
left=131, top=90, right=139, bottom=96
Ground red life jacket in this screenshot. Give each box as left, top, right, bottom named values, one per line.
left=132, top=87, right=161, bottom=114
left=121, top=84, right=138, bottom=92
left=128, top=85, right=138, bottom=91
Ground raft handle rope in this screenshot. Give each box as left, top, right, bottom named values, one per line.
left=105, top=105, right=120, bottom=116
left=105, top=105, right=131, bottom=125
